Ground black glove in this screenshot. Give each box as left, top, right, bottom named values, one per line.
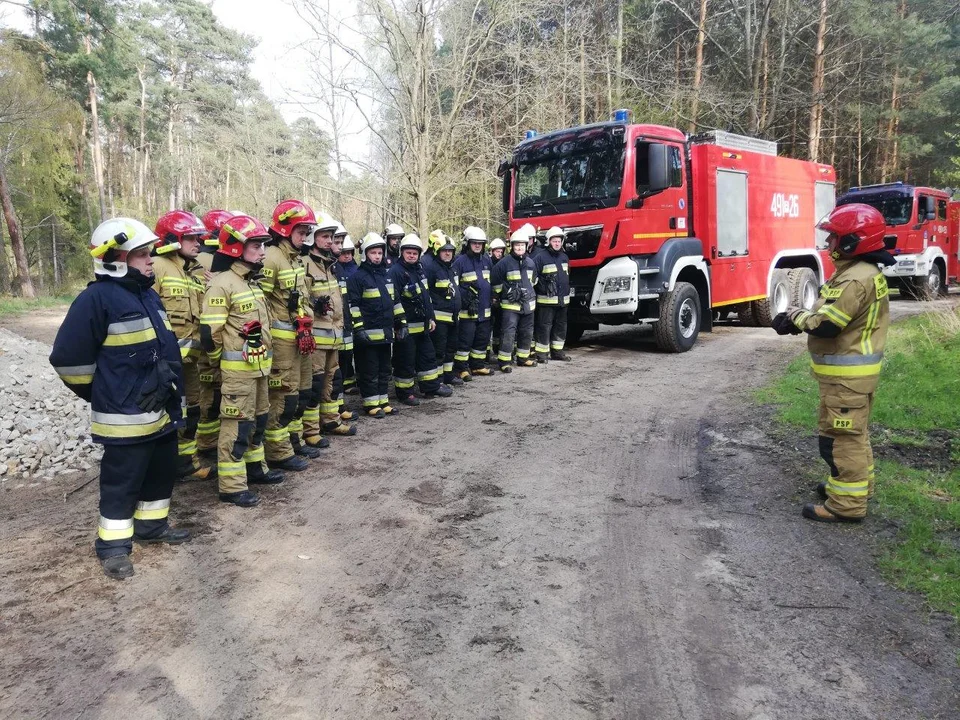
left=136, top=358, right=179, bottom=413
left=462, top=284, right=479, bottom=314
left=354, top=328, right=372, bottom=345
left=503, top=283, right=522, bottom=303
left=313, top=294, right=333, bottom=316
left=394, top=323, right=409, bottom=341
left=287, top=289, right=301, bottom=313
left=772, top=312, right=802, bottom=335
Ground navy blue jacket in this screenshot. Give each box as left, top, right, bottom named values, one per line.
left=534, top=247, right=572, bottom=307
left=346, top=260, right=406, bottom=344
left=388, top=260, right=435, bottom=327
left=491, top=252, right=538, bottom=315
left=50, top=274, right=184, bottom=445
left=452, top=251, right=493, bottom=321
left=334, top=259, right=359, bottom=335
left=424, top=256, right=461, bottom=324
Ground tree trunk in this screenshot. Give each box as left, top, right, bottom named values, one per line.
left=689, top=0, right=708, bottom=132
left=87, top=70, right=107, bottom=222
left=808, top=0, right=828, bottom=160
left=137, top=65, right=147, bottom=214
left=0, top=207, right=10, bottom=294
left=579, top=34, right=586, bottom=125
left=614, top=0, right=623, bottom=108
left=0, top=162, right=36, bottom=298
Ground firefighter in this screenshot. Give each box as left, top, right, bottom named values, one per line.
left=452, top=226, right=494, bottom=380
left=488, top=237, right=507, bottom=361
left=425, top=231, right=463, bottom=386
left=262, top=199, right=320, bottom=471
left=492, top=229, right=539, bottom=371
left=303, top=214, right=356, bottom=439
left=383, top=222, right=404, bottom=267
left=347, top=233, right=407, bottom=417
left=201, top=214, right=283, bottom=508
left=335, top=233, right=359, bottom=405
left=421, top=229, right=444, bottom=274
left=194, top=209, right=234, bottom=459
left=533, top=225, right=573, bottom=363
left=330, top=224, right=358, bottom=424
left=772, top=203, right=894, bottom=523
left=389, top=234, right=453, bottom=404
left=522, top=223, right=542, bottom=259
left=50, top=218, right=190, bottom=580
left=489, top=238, right=506, bottom=263
left=152, top=210, right=216, bottom=481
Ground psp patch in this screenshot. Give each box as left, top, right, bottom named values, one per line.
left=833, top=418, right=854, bottom=430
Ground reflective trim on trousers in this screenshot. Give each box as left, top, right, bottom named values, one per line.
left=826, top=477, right=870, bottom=497
left=219, top=460, right=246, bottom=476
left=535, top=342, right=550, bottom=353
left=265, top=428, right=290, bottom=442
left=133, top=498, right=170, bottom=521
left=550, top=341, right=565, bottom=350
left=178, top=439, right=198, bottom=456
left=98, top=516, right=134, bottom=541
left=363, top=395, right=380, bottom=408
left=395, top=377, right=416, bottom=389
left=243, top=446, right=265, bottom=463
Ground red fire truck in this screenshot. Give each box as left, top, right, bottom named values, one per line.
left=498, top=115, right=837, bottom=351
left=835, top=182, right=959, bottom=299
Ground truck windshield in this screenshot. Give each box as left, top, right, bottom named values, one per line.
left=839, top=192, right=913, bottom=226
left=513, top=127, right=625, bottom=218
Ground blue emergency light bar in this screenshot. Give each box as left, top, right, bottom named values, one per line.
left=525, top=129, right=537, bottom=139
left=613, top=109, right=630, bottom=122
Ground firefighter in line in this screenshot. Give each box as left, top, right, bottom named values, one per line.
left=262, top=199, right=320, bottom=471
left=193, top=209, right=234, bottom=460
left=389, top=234, right=453, bottom=404
left=201, top=215, right=283, bottom=508
left=347, top=233, right=407, bottom=417
left=335, top=233, right=359, bottom=407
left=772, top=203, right=894, bottom=523
left=383, top=222, right=404, bottom=267
left=302, top=214, right=357, bottom=439
left=492, top=229, right=539, bottom=371
left=151, top=210, right=216, bottom=481
left=425, top=231, right=463, bottom=387
left=487, top=237, right=507, bottom=362
left=533, top=226, right=573, bottom=363
left=330, top=224, right=358, bottom=424
left=523, top=223, right=542, bottom=259
left=452, top=226, right=494, bottom=380
left=51, top=218, right=190, bottom=580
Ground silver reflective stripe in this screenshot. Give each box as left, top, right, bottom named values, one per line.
left=178, top=338, right=200, bottom=349
left=107, top=317, right=153, bottom=334
left=91, top=409, right=166, bottom=426
left=99, top=516, right=133, bottom=530
left=136, top=499, right=171, bottom=511
left=271, top=320, right=295, bottom=331
left=222, top=350, right=274, bottom=361
left=55, top=363, right=96, bottom=375
left=810, top=352, right=884, bottom=366
left=408, top=322, right=425, bottom=330
left=158, top=310, right=169, bottom=321
left=312, top=328, right=337, bottom=338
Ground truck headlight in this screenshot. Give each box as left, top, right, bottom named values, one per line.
left=603, top=276, right=632, bottom=293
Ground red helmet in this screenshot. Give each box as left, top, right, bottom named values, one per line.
left=218, top=215, right=271, bottom=259
left=201, top=209, right=234, bottom=247
left=154, top=210, right=207, bottom=254
left=270, top=199, right=316, bottom=238
left=818, top=203, right=887, bottom=258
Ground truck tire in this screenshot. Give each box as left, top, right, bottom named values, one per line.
left=752, top=269, right=790, bottom=326
left=787, top=267, right=819, bottom=310
left=655, top=282, right=700, bottom=352
left=566, top=324, right=586, bottom=345
left=738, top=302, right=759, bottom=327
left=918, top=266, right=942, bottom=300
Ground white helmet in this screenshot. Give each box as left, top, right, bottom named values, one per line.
left=399, top=234, right=424, bottom=253
left=545, top=226, right=564, bottom=240
left=509, top=229, right=529, bottom=246
left=341, top=235, right=355, bottom=252
left=489, top=238, right=506, bottom=251
left=519, top=222, right=537, bottom=239
left=307, top=212, right=338, bottom=247
left=384, top=223, right=404, bottom=239
left=463, top=225, right=487, bottom=244
left=361, top=232, right=387, bottom=259
left=90, top=218, right=159, bottom=278
left=334, top=223, right=348, bottom=238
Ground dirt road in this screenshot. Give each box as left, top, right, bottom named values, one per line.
left=0, top=300, right=957, bottom=719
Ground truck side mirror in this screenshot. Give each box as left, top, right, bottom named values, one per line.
left=502, top=171, right=512, bottom=213
left=647, top=143, right=670, bottom=193
left=921, top=195, right=936, bottom=221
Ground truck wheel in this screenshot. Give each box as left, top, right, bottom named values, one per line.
left=566, top=324, right=586, bottom=345
left=918, top=266, right=942, bottom=300
left=655, top=282, right=700, bottom=352
left=738, top=302, right=759, bottom=327
left=753, top=269, right=790, bottom=326
left=787, top=267, right=819, bottom=309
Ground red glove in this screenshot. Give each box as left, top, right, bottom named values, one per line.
left=295, top=315, right=316, bottom=355
left=240, top=320, right=269, bottom=363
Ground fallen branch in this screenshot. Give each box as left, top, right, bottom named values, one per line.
left=46, top=575, right=95, bottom=601
left=774, top=603, right=850, bottom=610
left=64, top=473, right=97, bottom=501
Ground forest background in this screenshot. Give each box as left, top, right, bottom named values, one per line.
left=0, top=0, right=956, bottom=297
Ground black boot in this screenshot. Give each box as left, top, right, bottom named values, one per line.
left=267, top=455, right=309, bottom=472
left=536, top=352, right=550, bottom=364
left=134, top=527, right=192, bottom=545
left=291, top=434, right=322, bottom=458
left=219, top=490, right=261, bottom=507
left=247, top=462, right=285, bottom=484
left=816, top=482, right=828, bottom=501
left=101, top=554, right=134, bottom=580
left=425, top=384, right=453, bottom=398
left=551, top=350, right=572, bottom=361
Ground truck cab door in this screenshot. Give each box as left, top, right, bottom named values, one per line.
left=627, top=141, right=688, bottom=250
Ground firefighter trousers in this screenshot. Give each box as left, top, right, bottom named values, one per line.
left=96, top=432, right=177, bottom=559
left=393, top=330, right=441, bottom=396
left=304, top=348, right=341, bottom=436
left=339, top=348, right=356, bottom=391
left=218, top=374, right=269, bottom=494
left=498, top=311, right=534, bottom=364
left=266, top=339, right=308, bottom=462
left=355, top=342, right=392, bottom=410
left=177, top=358, right=202, bottom=471
left=534, top=304, right=568, bottom=355
left=455, top=318, right=491, bottom=371
left=430, top=321, right=458, bottom=379
left=817, top=381, right=875, bottom=519
left=196, top=352, right=221, bottom=453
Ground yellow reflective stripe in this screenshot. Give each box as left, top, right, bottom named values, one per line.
left=91, top=411, right=170, bottom=438
left=366, top=329, right=386, bottom=341
left=818, top=304, right=851, bottom=327
left=506, top=271, right=522, bottom=280
left=435, top=279, right=451, bottom=287
left=208, top=348, right=222, bottom=361
left=243, top=445, right=265, bottom=463
left=362, top=288, right=381, bottom=298
left=133, top=499, right=170, bottom=520
left=394, top=304, right=404, bottom=316
left=810, top=360, right=882, bottom=377
left=537, top=297, right=559, bottom=305
left=200, top=313, right=229, bottom=324
left=540, top=265, right=558, bottom=274
left=264, top=428, right=289, bottom=441
left=826, top=478, right=870, bottom=496
left=461, top=271, right=478, bottom=281
left=501, top=303, right=521, bottom=311
left=272, top=328, right=298, bottom=340
left=103, top=328, right=157, bottom=346
left=218, top=460, right=246, bottom=475
left=221, top=358, right=273, bottom=372
left=98, top=516, right=134, bottom=541
left=860, top=301, right=880, bottom=355
left=434, top=310, right=454, bottom=322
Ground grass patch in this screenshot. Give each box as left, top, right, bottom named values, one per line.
left=757, top=306, right=960, bottom=620
left=0, top=294, right=75, bottom=316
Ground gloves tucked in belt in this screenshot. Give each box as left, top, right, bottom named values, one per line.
left=772, top=311, right=803, bottom=335
left=394, top=322, right=409, bottom=341
left=240, top=320, right=270, bottom=363
left=295, top=315, right=316, bottom=355
left=313, top=294, right=333, bottom=316
left=461, top=284, right=479, bottom=314
left=136, top=358, right=180, bottom=413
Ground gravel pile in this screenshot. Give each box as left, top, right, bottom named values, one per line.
left=0, top=327, right=100, bottom=484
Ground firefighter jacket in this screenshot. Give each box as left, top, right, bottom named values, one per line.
left=424, top=256, right=461, bottom=324
left=260, top=240, right=313, bottom=344
left=347, top=260, right=406, bottom=345
left=50, top=273, right=183, bottom=445
left=791, top=258, right=890, bottom=394
left=195, top=251, right=214, bottom=273
left=304, top=250, right=345, bottom=349
left=452, top=251, right=493, bottom=321
left=334, top=258, right=358, bottom=349
left=388, top=260, right=435, bottom=334
left=420, top=251, right=437, bottom=274
left=153, top=252, right=204, bottom=360
left=534, top=248, right=572, bottom=307
left=200, top=260, right=273, bottom=378
left=492, top=252, right=538, bottom=315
